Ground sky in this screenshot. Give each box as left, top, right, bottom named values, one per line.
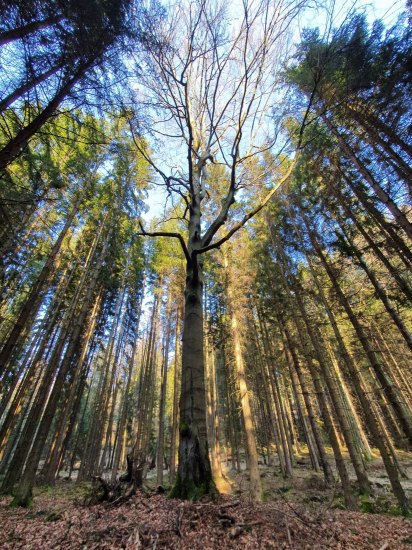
left=141, top=0, right=407, bottom=225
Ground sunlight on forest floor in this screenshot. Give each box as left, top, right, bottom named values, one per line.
left=1, top=450, right=412, bottom=549
left=221, top=448, right=412, bottom=507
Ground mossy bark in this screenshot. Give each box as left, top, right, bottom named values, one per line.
left=11, top=484, right=33, bottom=508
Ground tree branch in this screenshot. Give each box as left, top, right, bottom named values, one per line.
left=137, top=222, right=191, bottom=264
left=194, top=153, right=299, bottom=255
left=200, top=55, right=319, bottom=251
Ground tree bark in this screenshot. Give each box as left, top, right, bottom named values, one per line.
left=156, top=294, right=172, bottom=486
left=169, top=304, right=181, bottom=484
left=11, top=226, right=110, bottom=506
left=170, top=256, right=214, bottom=499
left=0, top=63, right=64, bottom=113
left=0, top=191, right=84, bottom=378
left=223, top=249, right=263, bottom=500
left=322, top=114, right=412, bottom=241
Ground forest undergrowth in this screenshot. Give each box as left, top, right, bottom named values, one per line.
left=1, top=451, right=411, bottom=549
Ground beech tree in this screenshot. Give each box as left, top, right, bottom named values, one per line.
left=133, top=0, right=308, bottom=498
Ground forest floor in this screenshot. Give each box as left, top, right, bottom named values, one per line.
left=1, top=450, right=412, bottom=549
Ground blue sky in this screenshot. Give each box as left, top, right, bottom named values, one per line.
left=141, top=0, right=407, bottom=225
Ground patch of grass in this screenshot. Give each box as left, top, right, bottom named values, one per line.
left=35, top=480, right=92, bottom=501
left=262, top=489, right=273, bottom=502
left=360, top=495, right=396, bottom=515
left=25, top=510, right=48, bottom=519
left=331, top=498, right=346, bottom=510
left=169, top=472, right=216, bottom=501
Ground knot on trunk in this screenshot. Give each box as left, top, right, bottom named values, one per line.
left=187, top=289, right=199, bottom=304
left=180, top=421, right=192, bottom=438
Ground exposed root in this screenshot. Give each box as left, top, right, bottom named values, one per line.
left=87, top=454, right=145, bottom=506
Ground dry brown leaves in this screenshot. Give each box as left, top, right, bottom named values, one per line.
left=0, top=490, right=411, bottom=549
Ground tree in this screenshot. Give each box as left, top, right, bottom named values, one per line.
left=0, top=0, right=161, bottom=172
left=0, top=122, right=149, bottom=505
left=287, top=13, right=412, bottom=238
left=134, top=0, right=307, bottom=498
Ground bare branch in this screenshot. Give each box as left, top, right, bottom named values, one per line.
left=137, top=221, right=191, bottom=264
left=195, top=152, right=299, bottom=255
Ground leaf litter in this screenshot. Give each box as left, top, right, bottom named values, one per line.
left=1, top=487, right=411, bottom=549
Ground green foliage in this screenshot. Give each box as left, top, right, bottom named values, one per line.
left=360, top=495, right=409, bottom=516
left=10, top=492, right=33, bottom=508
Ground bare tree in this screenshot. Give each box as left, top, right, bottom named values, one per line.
left=133, top=0, right=307, bottom=498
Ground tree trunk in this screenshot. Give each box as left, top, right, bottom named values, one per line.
left=11, top=227, right=110, bottom=506
left=306, top=220, right=412, bottom=449
left=111, top=292, right=143, bottom=482
left=0, top=15, right=62, bottom=46
left=322, top=114, right=412, bottom=241
left=169, top=304, right=181, bottom=484
left=0, top=63, right=64, bottom=113
left=281, top=323, right=334, bottom=484
left=170, top=256, right=214, bottom=499
left=0, top=191, right=83, bottom=378
left=285, top=345, right=320, bottom=471
left=223, top=249, right=262, bottom=500
left=339, top=226, right=412, bottom=353
left=0, top=59, right=94, bottom=171
left=156, top=295, right=172, bottom=486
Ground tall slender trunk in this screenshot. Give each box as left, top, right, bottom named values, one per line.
left=169, top=304, right=181, bottom=484
left=322, top=115, right=412, bottom=241
left=306, top=219, right=412, bottom=449
left=273, top=235, right=370, bottom=493
left=0, top=63, right=64, bottom=113
left=253, top=320, right=287, bottom=474
left=333, top=188, right=412, bottom=303
left=301, top=216, right=410, bottom=514
left=40, top=291, right=103, bottom=484
left=339, top=227, right=412, bottom=353
left=0, top=59, right=94, bottom=171
left=98, top=305, right=128, bottom=474
left=223, top=249, right=262, bottom=500
left=110, top=292, right=143, bottom=482
left=289, top=211, right=372, bottom=460
left=0, top=191, right=84, bottom=378
left=128, top=294, right=160, bottom=487
left=375, top=326, right=412, bottom=407
left=346, top=101, right=412, bottom=159
left=256, top=310, right=293, bottom=475
left=281, top=323, right=334, bottom=484
left=156, top=294, right=172, bottom=486
left=302, top=311, right=369, bottom=492
left=12, top=227, right=111, bottom=506
left=1, top=214, right=107, bottom=495
left=284, top=345, right=320, bottom=471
